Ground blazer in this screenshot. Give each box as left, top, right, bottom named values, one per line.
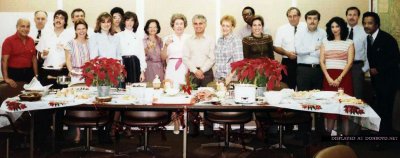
left=367, top=30, right=400, bottom=81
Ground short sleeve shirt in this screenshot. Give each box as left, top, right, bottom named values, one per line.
left=2, top=33, right=36, bottom=68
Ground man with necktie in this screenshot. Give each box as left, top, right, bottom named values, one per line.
left=30, top=11, right=48, bottom=82
left=345, top=7, right=369, bottom=136
left=363, top=11, right=400, bottom=149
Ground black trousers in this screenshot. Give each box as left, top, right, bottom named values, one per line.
left=371, top=73, right=398, bottom=135
left=349, top=62, right=365, bottom=135
left=39, top=68, right=68, bottom=89
left=190, top=68, right=214, bottom=88
left=281, top=58, right=297, bottom=89
left=7, top=67, right=34, bottom=83
left=188, top=69, right=214, bottom=134
left=296, top=65, right=324, bottom=135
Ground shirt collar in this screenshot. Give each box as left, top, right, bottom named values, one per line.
left=371, top=28, right=379, bottom=40
left=222, top=33, right=234, bottom=40
left=192, top=34, right=206, bottom=39
left=13, top=32, right=28, bottom=41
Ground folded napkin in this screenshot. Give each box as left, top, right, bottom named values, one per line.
left=23, top=77, right=52, bottom=91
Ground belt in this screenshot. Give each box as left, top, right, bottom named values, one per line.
left=298, top=63, right=320, bottom=68
left=169, top=58, right=182, bottom=70
left=122, top=55, right=137, bottom=58
left=353, top=60, right=364, bottom=64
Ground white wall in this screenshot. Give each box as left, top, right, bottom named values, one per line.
left=0, top=0, right=369, bottom=79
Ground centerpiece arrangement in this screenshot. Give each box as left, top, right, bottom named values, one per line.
left=230, top=57, right=287, bottom=103
left=230, top=57, right=287, bottom=90
left=81, top=57, right=127, bottom=98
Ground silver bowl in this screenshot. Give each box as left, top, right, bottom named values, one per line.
left=57, top=75, right=71, bottom=85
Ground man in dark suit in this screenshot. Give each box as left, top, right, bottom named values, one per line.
left=362, top=12, right=400, bottom=142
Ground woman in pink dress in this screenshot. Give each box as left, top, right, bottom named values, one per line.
left=320, top=17, right=354, bottom=136
left=143, top=19, right=165, bottom=82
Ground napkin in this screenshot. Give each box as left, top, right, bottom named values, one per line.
left=23, top=77, right=52, bottom=91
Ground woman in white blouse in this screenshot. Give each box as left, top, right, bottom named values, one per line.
left=161, top=13, right=190, bottom=134
left=118, top=11, right=146, bottom=83
left=89, top=12, right=121, bottom=60
left=161, top=13, right=190, bottom=85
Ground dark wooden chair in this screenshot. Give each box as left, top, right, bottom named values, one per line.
left=0, top=81, right=28, bottom=158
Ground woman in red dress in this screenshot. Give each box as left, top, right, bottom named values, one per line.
left=320, top=17, right=355, bottom=136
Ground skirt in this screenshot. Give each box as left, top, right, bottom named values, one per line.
left=122, top=55, right=141, bottom=83
left=323, top=69, right=353, bottom=120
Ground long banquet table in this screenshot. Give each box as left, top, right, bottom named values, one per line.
left=0, top=89, right=381, bottom=158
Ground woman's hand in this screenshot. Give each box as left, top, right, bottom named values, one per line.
left=327, top=76, right=335, bottom=86
left=164, top=37, right=173, bottom=47
left=140, top=72, right=145, bottom=82
left=333, top=76, right=343, bottom=87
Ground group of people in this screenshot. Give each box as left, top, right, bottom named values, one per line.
left=1, top=5, right=399, bottom=150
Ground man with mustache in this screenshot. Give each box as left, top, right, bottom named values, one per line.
left=36, top=9, right=70, bottom=145
left=363, top=11, right=400, bottom=150
left=345, top=7, right=369, bottom=135
left=294, top=10, right=326, bottom=139
left=36, top=9, right=69, bottom=87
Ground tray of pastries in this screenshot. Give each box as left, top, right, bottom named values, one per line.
left=19, top=92, right=42, bottom=101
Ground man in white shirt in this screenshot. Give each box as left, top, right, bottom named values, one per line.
left=236, top=6, right=269, bottom=39
left=36, top=10, right=70, bottom=87
left=64, top=8, right=94, bottom=41
left=35, top=10, right=71, bottom=146
left=295, top=10, right=326, bottom=91
left=30, top=11, right=48, bottom=45
left=346, top=6, right=369, bottom=137
left=30, top=11, right=50, bottom=81
left=346, top=7, right=368, bottom=99
left=182, top=14, right=215, bottom=136
left=295, top=10, right=326, bottom=137
left=274, top=7, right=307, bottom=90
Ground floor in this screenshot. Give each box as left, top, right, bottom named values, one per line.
left=1, top=128, right=399, bottom=158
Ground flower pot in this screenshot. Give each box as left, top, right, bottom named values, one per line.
left=234, top=84, right=256, bottom=104
left=97, top=86, right=111, bottom=97
left=256, top=87, right=266, bottom=97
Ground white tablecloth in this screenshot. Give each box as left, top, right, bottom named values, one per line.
left=1, top=90, right=381, bottom=131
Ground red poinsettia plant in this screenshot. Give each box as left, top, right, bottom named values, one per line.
left=230, top=57, right=287, bottom=90
left=80, top=57, right=127, bottom=87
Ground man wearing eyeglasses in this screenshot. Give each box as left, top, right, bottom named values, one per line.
left=236, top=6, right=269, bottom=39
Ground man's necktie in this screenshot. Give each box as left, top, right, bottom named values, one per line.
left=294, top=26, right=297, bottom=34
left=37, top=30, right=42, bottom=39
left=348, top=28, right=353, bottom=40
left=367, top=35, right=374, bottom=46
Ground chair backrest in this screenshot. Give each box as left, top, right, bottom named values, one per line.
left=314, top=145, right=357, bottom=158
left=65, top=110, right=108, bottom=119
left=0, top=81, right=26, bottom=104
left=123, top=111, right=170, bottom=121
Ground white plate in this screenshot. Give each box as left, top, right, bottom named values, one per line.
left=313, top=91, right=337, bottom=99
